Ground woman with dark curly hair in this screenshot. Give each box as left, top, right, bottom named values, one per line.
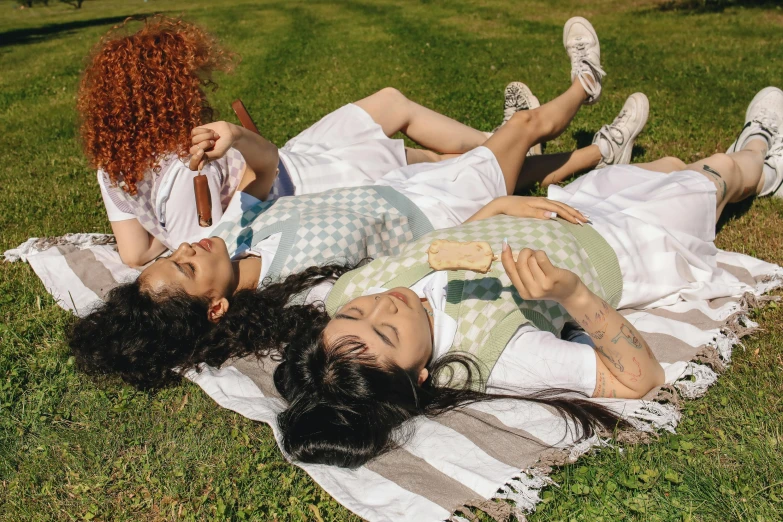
left=78, top=16, right=644, bottom=267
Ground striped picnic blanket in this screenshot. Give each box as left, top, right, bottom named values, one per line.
left=5, top=235, right=782, bottom=521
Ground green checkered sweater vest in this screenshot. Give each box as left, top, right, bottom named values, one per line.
left=209, top=186, right=433, bottom=280
left=326, top=215, right=622, bottom=384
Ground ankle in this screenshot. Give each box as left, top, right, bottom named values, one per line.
left=741, top=136, right=770, bottom=156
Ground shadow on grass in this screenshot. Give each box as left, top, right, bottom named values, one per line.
left=572, top=129, right=648, bottom=160
left=0, top=15, right=147, bottom=48
left=656, top=0, right=782, bottom=13
left=717, top=196, right=756, bottom=233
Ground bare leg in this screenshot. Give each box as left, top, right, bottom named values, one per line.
left=484, top=80, right=589, bottom=194
left=634, top=141, right=767, bottom=223
left=685, top=140, right=766, bottom=220
left=514, top=145, right=602, bottom=192
left=354, top=88, right=489, bottom=155
left=633, top=156, right=687, bottom=174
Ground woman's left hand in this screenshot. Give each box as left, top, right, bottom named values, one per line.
left=498, top=196, right=588, bottom=225
left=465, top=196, right=589, bottom=225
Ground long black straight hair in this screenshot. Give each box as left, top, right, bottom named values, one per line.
left=273, top=330, right=623, bottom=469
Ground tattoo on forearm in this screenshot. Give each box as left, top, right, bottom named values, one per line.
left=702, top=164, right=728, bottom=201
left=626, top=357, right=643, bottom=382
left=596, top=345, right=624, bottom=372
left=611, top=324, right=644, bottom=350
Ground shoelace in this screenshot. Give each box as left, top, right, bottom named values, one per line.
left=753, top=108, right=780, bottom=134
left=569, top=41, right=606, bottom=101
left=501, top=91, right=531, bottom=124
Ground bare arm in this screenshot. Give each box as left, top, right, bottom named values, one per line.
left=110, top=219, right=167, bottom=267
left=464, top=195, right=588, bottom=224
left=562, top=286, right=665, bottom=398
left=500, top=246, right=664, bottom=399
left=190, top=122, right=279, bottom=201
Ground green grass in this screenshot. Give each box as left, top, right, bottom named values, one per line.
left=1, top=0, right=782, bottom=520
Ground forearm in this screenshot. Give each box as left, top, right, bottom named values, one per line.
left=561, top=284, right=664, bottom=394
left=112, top=220, right=167, bottom=267
left=232, top=126, right=280, bottom=200
left=464, top=197, right=508, bottom=223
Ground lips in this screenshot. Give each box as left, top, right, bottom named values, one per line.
left=387, top=291, right=409, bottom=307
left=196, top=238, right=213, bottom=252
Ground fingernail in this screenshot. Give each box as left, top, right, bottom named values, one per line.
left=546, top=211, right=557, bottom=219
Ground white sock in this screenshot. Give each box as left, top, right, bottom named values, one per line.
left=596, top=136, right=612, bottom=160
left=760, top=162, right=778, bottom=195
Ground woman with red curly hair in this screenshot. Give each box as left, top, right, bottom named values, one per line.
left=78, top=17, right=636, bottom=267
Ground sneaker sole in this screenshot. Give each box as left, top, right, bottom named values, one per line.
left=616, top=93, right=650, bottom=164
left=563, top=16, right=600, bottom=105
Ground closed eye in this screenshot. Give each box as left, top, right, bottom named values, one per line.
left=384, top=323, right=400, bottom=342
left=336, top=306, right=364, bottom=320
left=373, top=327, right=395, bottom=348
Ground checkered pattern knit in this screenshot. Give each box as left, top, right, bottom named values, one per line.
left=326, top=215, right=622, bottom=385
left=210, top=186, right=434, bottom=280
left=107, top=149, right=246, bottom=250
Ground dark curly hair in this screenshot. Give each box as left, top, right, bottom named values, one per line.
left=274, top=333, right=625, bottom=468
left=77, top=16, right=235, bottom=195
left=68, top=265, right=351, bottom=390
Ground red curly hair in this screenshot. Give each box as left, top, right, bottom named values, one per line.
left=77, top=16, right=235, bottom=194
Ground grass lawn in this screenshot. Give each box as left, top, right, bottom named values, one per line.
left=1, top=0, right=783, bottom=520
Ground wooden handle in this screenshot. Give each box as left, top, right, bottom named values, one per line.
left=232, top=99, right=261, bottom=135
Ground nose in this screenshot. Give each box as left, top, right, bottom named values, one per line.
left=172, top=242, right=195, bottom=259
left=369, top=293, right=398, bottom=319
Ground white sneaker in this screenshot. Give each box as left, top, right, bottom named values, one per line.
left=764, top=136, right=783, bottom=198
left=563, top=17, right=605, bottom=105
left=492, top=82, right=543, bottom=155
left=727, top=87, right=783, bottom=154
left=592, top=93, right=649, bottom=168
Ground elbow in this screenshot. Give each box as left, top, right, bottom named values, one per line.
left=634, top=362, right=666, bottom=399
left=118, top=250, right=149, bottom=268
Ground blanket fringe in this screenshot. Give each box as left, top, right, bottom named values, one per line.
left=3, top=233, right=116, bottom=263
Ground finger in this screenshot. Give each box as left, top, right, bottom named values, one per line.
left=191, top=132, right=217, bottom=146
left=515, top=248, right=541, bottom=295
left=191, top=126, right=213, bottom=137
left=500, top=241, right=531, bottom=299
left=189, top=148, right=205, bottom=171
left=532, top=250, right=558, bottom=277
left=539, top=200, right=588, bottom=224
left=528, top=251, right=550, bottom=282
left=189, top=140, right=217, bottom=156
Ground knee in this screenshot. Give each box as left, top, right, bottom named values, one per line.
left=375, top=87, right=407, bottom=104
left=660, top=156, right=687, bottom=171
left=507, top=109, right=555, bottom=140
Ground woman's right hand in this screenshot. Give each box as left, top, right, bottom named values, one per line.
left=189, top=121, right=242, bottom=170
left=500, top=244, right=584, bottom=304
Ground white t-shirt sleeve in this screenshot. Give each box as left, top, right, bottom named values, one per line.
left=97, top=170, right=136, bottom=222
left=487, top=326, right=598, bottom=397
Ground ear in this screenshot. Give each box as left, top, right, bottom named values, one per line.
left=417, top=367, right=429, bottom=387
left=207, top=297, right=229, bottom=323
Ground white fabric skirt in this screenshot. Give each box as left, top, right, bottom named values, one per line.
left=374, top=146, right=507, bottom=230
left=548, top=165, right=760, bottom=309
left=279, top=103, right=407, bottom=194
